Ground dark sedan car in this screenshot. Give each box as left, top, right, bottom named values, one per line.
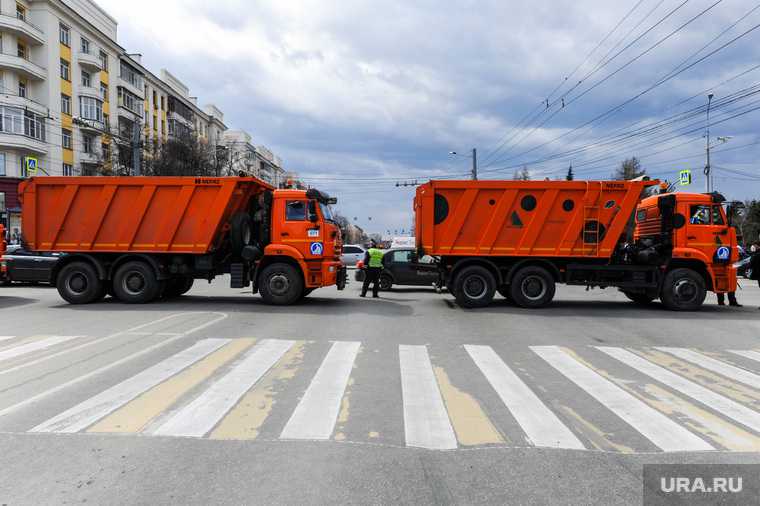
left=1, top=245, right=64, bottom=284
left=354, top=248, right=438, bottom=290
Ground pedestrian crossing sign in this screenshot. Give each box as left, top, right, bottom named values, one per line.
left=679, top=169, right=691, bottom=186
left=25, top=157, right=38, bottom=176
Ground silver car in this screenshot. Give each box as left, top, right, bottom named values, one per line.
left=340, top=244, right=366, bottom=267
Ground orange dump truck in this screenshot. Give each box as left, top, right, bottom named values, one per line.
left=20, top=176, right=346, bottom=305
left=415, top=179, right=738, bottom=310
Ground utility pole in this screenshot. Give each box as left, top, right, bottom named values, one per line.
left=471, top=148, right=478, bottom=180
left=132, top=121, right=142, bottom=176
left=704, top=93, right=714, bottom=193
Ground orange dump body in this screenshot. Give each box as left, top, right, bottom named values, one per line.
left=415, top=179, right=657, bottom=258
left=20, top=176, right=273, bottom=254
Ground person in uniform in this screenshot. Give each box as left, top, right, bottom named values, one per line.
left=360, top=240, right=384, bottom=298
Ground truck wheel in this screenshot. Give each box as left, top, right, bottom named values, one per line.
left=259, top=263, right=304, bottom=305
left=497, top=286, right=513, bottom=303
left=163, top=277, right=194, bottom=298
left=230, top=213, right=254, bottom=255
left=510, top=266, right=556, bottom=308
left=379, top=274, right=393, bottom=291
left=660, top=268, right=706, bottom=311
left=622, top=291, right=656, bottom=305
left=300, top=288, right=315, bottom=300
left=113, top=261, right=162, bottom=304
left=453, top=265, right=496, bottom=308
left=57, top=262, right=103, bottom=305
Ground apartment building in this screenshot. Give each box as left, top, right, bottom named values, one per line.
left=0, top=0, right=122, bottom=232
left=220, top=129, right=287, bottom=187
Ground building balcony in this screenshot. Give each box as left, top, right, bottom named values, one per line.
left=0, top=92, right=48, bottom=116
left=77, top=51, right=102, bottom=72
left=79, top=151, right=100, bottom=165
left=118, top=77, right=143, bottom=100
left=78, top=86, right=102, bottom=100
left=0, top=53, right=45, bottom=81
left=0, top=130, right=47, bottom=154
left=0, top=14, right=45, bottom=45
left=73, top=117, right=105, bottom=134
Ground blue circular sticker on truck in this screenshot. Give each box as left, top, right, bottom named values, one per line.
left=310, top=242, right=324, bottom=255
left=716, top=246, right=730, bottom=261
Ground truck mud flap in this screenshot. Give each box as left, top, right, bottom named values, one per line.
left=337, top=267, right=348, bottom=290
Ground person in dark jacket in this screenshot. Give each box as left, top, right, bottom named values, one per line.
left=360, top=240, right=384, bottom=298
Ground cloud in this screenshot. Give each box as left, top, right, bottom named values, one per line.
left=97, top=0, right=760, bottom=232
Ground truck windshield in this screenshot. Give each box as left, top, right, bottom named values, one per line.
left=320, top=203, right=335, bottom=222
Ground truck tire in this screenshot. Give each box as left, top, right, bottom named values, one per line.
left=163, top=277, right=194, bottom=298
left=453, top=265, right=496, bottom=308
left=300, top=288, right=315, bottom=300
left=230, top=213, right=254, bottom=255
left=660, top=268, right=706, bottom=311
left=622, top=291, right=656, bottom=305
left=510, top=266, right=556, bottom=308
left=57, top=261, right=104, bottom=305
left=259, top=263, right=304, bottom=305
left=113, top=261, right=162, bottom=304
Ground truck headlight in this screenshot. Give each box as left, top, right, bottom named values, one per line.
left=328, top=266, right=336, bottom=273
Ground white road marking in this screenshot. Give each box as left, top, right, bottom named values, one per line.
left=598, top=347, right=760, bottom=434
left=655, top=347, right=760, bottom=389
left=31, top=339, right=230, bottom=433
left=154, top=339, right=295, bottom=438
left=729, top=350, right=760, bottom=364
left=399, top=345, right=457, bottom=450
left=0, top=312, right=228, bottom=418
left=0, top=336, right=16, bottom=342
left=281, top=341, right=360, bottom=440
left=532, top=346, right=714, bottom=452
left=466, top=345, right=584, bottom=449
left=0, top=313, right=225, bottom=377
left=0, top=336, right=83, bottom=362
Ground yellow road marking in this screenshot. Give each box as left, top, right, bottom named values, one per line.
left=88, top=339, right=255, bottom=433
left=210, top=342, right=305, bottom=440
left=334, top=377, right=355, bottom=442
left=635, top=349, right=760, bottom=408
left=557, top=405, right=634, bottom=453
left=433, top=366, right=504, bottom=446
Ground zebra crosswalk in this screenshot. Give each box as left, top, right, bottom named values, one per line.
left=1, top=333, right=760, bottom=453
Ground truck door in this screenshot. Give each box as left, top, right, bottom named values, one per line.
left=685, top=204, right=731, bottom=261
left=279, top=199, right=324, bottom=259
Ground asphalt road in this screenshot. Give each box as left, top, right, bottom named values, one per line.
left=0, top=276, right=758, bottom=505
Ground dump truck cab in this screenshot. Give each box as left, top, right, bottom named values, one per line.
left=635, top=191, right=738, bottom=297
left=263, top=188, right=345, bottom=297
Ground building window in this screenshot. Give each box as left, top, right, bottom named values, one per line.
left=160, top=96, right=165, bottom=110
left=16, top=4, right=25, bottom=21
left=62, top=128, right=72, bottom=149
left=61, top=94, right=71, bottom=115
left=82, top=70, right=91, bottom=87
left=83, top=134, right=94, bottom=154
left=0, top=106, right=46, bottom=141
left=100, top=82, right=108, bottom=102
left=102, top=143, right=109, bottom=160
left=98, top=51, right=108, bottom=72
left=80, top=37, right=90, bottom=55
left=17, top=42, right=25, bottom=59
left=79, top=96, right=103, bottom=123
left=118, top=87, right=143, bottom=117
left=60, top=59, right=70, bottom=81
left=18, top=80, right=26, bottom=98
left=59, top=23, right=70, bottom=47
left=0, top=153, right=5, bottom=176
left=153, top=90, right=157, bottom=109
left=63, top=163, right=73, bottom=176
left=119, top=61, right=143, bottom=89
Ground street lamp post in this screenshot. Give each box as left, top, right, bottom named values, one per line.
left=449, top=149, right=478, bottom=180
left=704, top=93, right=714, bottom=193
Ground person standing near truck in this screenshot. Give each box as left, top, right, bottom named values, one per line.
left=750, top=246, right=760, bottom=310
left=360, top=240, right=384, bottom=298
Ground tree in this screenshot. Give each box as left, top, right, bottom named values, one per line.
left=141, top=134, right=226, bottom=177
left=513, top=166, right=531, bottom=181
left=613, top=157, right=646, bottom=180
left=566, top=165, right=574, bottom=181
left=737, top=200, right=760, bottom=246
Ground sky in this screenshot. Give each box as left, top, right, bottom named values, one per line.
left=97, top=0, right=760, bottom=235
